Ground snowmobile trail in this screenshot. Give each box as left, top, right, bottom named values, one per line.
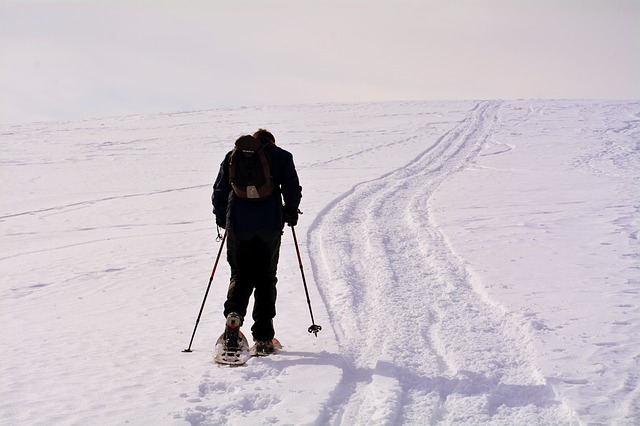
left=309, top=101, right=579, bottom=424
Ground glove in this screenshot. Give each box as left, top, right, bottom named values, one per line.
left=283, top=207, right=299, bottom=227
left=216, top=215, right=226, bottom=229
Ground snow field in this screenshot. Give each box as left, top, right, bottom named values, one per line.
left=1, top=100, right=638, bottom=425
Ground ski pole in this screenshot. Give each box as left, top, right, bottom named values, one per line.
left=291, top=226, right=322, bottom=337
left=183, top=230, right=227, bottom=352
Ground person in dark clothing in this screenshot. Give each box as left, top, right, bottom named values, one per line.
left=212, top=129, right=302, bottom=351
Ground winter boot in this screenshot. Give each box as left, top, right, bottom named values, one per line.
left=224, top=312, right=243, bottom=349
left=254, top=340, right=275, bottom=354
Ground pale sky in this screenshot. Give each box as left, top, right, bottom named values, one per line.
left=1, top=0, right=638, bottom=124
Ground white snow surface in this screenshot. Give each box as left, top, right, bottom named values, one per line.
left=1, top=100, right=638, bottom=425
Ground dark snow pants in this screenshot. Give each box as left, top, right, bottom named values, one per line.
left=223, top=229, right=281, bottom=341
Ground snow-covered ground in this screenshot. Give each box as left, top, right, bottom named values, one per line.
left=1, top=100, right=638, bottom=425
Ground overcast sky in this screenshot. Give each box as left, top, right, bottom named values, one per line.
left=1, top=0, right=638, bottom=124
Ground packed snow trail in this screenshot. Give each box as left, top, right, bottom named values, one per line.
left=310, top=101, right=578, bottom=424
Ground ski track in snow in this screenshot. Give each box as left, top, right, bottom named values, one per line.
left=0, top=185, right=208, bottom=221
left=309, top=101, right=579, bottom=424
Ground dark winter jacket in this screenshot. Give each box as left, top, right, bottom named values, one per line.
left=212, top=141, right=302, bottom=231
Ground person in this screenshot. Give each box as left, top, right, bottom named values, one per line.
left=212, top=129, right=302, bottom=352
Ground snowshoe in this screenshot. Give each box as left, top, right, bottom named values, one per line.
left=249, top=338, right=282, bottom=357
left=214, top=313, right=250, bottom=365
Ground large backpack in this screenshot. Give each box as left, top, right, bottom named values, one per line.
left=228, top=135, right=274, bottom=201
